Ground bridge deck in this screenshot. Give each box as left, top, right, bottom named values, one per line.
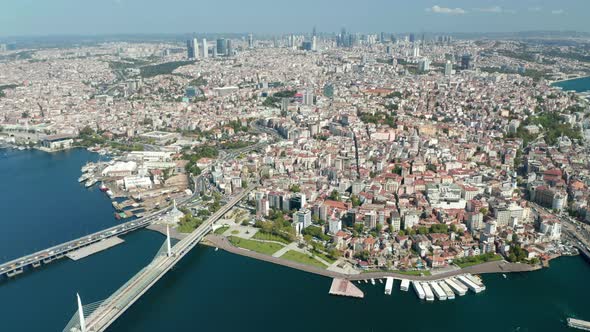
left=67, top=187, right=254, bottom=332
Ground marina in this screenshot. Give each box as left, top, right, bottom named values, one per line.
left=362, top=274, right=484, bottom=301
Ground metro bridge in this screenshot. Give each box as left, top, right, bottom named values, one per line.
left=64, top=186, right=254, bottom=332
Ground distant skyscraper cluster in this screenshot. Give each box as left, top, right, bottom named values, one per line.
left=186, top=38, right=199, bottom=59
left=187, top=36, right=235, bottom=59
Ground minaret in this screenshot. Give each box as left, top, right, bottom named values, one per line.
left=77, top=293, right=86, bottom=332
left=166, top=225, right=172, bottom=257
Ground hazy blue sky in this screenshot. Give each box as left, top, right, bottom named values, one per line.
left=1, top=0, right=588, bottom=36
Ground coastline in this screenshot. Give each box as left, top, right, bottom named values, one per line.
left=203, top=234, right=541, bottom=282
left=550, top=75, right=590, bottom=84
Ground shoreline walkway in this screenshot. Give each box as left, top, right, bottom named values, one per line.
left=205, top=234, right=541, bottom=281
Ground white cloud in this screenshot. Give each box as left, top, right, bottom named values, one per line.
left=474, top=6, right=517, bottom=14
left=475, top=6, right=503, bottom=13
left=426, top=5, right=467, bottom=15
left=551, top=9, right=565, bottom=15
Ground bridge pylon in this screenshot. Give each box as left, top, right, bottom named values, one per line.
left=77, top=293, right=86, bottom=332
left=166, top=225, right=172, bottom=257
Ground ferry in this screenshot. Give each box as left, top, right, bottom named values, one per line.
left=78, top=174, right=90, bottom=183
left=85, top=178, right=98, bottom=188
left=412, top=281, right=425, bottom=300
left=465, top=274, right=486, bottom=291
left=567, top=317, right=590, bottom=331
left=430, top=281, right=447, bottom=301
left=81, top=163, right=96, bottom=173
left=438, top=281, right=455, bottom=300
left=421, top=282, right=435, bottom=301
left=445, top=278, right=467, bottom=296
left=400, top=279, right=410, bottom=291
left=384, top=277, right=394, bottom=295
left=457, top=275, right=485, bottom=293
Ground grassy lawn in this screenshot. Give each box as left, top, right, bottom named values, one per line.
left=392, top=270, right=431, bottom=276
left=280, top=250, right=328, bottom=269
left=214, top=226, right=229, bottom=235
left=231, top=230, right=240, bottom=235
left=314, top=251, right=336, bottom=265
left=454, top=254, right=503, bottom=268
left=252, top=231, right=292, bottom=244
left=228, top=236, right=283, bottom=255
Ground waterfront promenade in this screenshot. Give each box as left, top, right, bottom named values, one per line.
left=205, top=234, right=540, bottom=282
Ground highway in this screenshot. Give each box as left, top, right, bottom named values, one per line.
left=74, top=186, right=254, bottom=332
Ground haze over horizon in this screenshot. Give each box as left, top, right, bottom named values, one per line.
left=1, top=0, right=589, bottom=37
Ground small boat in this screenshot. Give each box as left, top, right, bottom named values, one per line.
left=502, top=274, right=507, bottom=279
left=85, top=178, right=97, bottom=188
left=371, top=279, right=376, bottom=285
left=379, top=279, right=383, bottom=284
left=78, top=174, right=90, bottom=182
left=215, top=247, right=219, bottom=251
left=99, top=182, right=108, bottom=192
left=364, top=280, right=368, bottom=284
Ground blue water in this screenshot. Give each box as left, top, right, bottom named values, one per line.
left=552, top=76, right=590, bottom=92
left=0, top=148, right=117, bottom=261
left=0, top=148, right=589, bottom=332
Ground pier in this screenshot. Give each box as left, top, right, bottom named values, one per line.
left=66, top=237, right=125, bottom=261
left=329, top=278, right=364, bottom=299
left=0, top=188, right=196, bottom=281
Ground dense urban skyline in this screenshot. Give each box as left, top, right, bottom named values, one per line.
left=1, top=0, right=589, bottom=36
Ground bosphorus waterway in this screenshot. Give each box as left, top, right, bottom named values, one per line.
left=552, top=76, right=590, bottom=93
left=0, top=148, right=589, bottom=332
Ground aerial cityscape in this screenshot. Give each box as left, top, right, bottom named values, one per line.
left=1, top=1, right=590, bottom=331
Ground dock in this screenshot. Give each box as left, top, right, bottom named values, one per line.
left=568, top=318, right=590, bottom=331
left=329, top=278, right=364, bottom=299
left=66, top=237, right=125, bottom=261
